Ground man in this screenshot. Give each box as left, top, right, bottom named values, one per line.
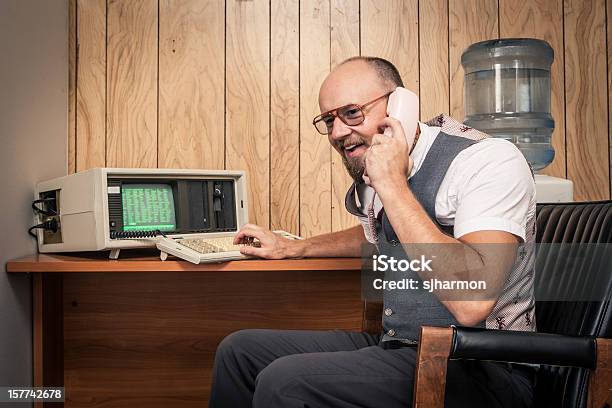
left=209, top=57, right=536, bottom=407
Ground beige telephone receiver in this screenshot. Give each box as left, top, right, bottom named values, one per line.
left=361, top=87, right=419, bottom=206
left=384, top=87, right=420, bottom=147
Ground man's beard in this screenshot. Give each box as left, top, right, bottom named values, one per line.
left=342, top=155, right=365, bottom=182
left=335, top=135, right=368, bottom=182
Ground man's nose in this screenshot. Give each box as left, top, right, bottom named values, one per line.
left=329, top=116, right=352, bottom=141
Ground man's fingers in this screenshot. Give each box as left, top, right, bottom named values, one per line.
left=380, top=117, right=407, bottom=144
left=234, top=226, right=265, bottom=244
left=239, top=245, right=267, bottom=257
left=371, top=134, right=391, bottom=146
left=233, top=229, right=250, bottom=244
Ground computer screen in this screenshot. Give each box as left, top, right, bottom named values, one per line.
left=121, top=184, right=176, bottom=232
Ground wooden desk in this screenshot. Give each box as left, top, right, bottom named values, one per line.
left=7, top=253, right=363, bottom=408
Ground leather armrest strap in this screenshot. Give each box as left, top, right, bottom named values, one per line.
left=450, top=326, right=597, bottom=369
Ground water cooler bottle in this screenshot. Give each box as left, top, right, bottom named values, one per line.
left=461, top=38, right=572, bottom=202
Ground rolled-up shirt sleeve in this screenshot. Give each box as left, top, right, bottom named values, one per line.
left=451, top=140, right=535, bottom=241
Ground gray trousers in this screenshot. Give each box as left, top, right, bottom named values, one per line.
left=209, top=329, right=533, bottom=408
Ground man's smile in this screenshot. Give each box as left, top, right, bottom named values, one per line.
left=338, top=138, right=369, bottom=159
left=344, top=143, right=368, bottom=159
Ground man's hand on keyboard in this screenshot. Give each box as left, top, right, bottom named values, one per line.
left=234, top=224, right=303, bottom=259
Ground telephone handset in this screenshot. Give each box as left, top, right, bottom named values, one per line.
left=384, top=87, right=419, bottom=148
left=361, top=87, right=419, bottom=210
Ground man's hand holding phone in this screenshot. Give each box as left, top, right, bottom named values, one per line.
left=363, top=117, right=413, bottom=194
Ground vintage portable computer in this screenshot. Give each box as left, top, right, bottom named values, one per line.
left=33, top=168, right=299, bottom=264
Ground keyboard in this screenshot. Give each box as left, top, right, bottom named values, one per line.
left=156, top=231, right=301, bottom=264
left=177, top=236, right=261, bottom=254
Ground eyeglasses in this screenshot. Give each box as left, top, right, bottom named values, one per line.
left=312, top=92, right=392, bottom=135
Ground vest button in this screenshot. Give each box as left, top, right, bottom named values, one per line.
left=390, top=239, right=399, bottom=246
left=384, top=308, right=393, bottom=316
left=387, top=328, right=396, bottom=337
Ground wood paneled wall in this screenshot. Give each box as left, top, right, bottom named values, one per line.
left=69, top=0, right=612, bottom=237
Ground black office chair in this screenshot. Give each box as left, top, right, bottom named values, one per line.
left=363, top=201, right=612, bottom=407
left=415, top=201, right=612, bottom=407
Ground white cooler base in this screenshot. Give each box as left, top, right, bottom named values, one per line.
left=535, top=175, right=573, bottom=203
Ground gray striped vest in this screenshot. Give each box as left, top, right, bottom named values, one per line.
left=345, top=115, right=536, bottom=343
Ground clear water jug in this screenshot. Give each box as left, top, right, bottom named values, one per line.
left=462, top=38, right=555, bottom=172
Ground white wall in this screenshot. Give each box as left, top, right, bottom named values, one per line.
left=0, top=0, right=68, bottom=400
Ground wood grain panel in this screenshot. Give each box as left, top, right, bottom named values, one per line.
left=330, top=0, right=360, bottom=232
left=68, top=0, right=76, bottom=174
left=564, top=0, right=609, bottom=200
left=33, top=274, right=63, bottom=408
left=300, top=0, right=331, bottom=237
left=106, top=0, right=157, bottom=168
left=361, top=0, right=419, bottom=95
left=158, top=0, right=224, bottom=169
left=499, top=0, right=566, bottom=179
left=362, top=300, right=383, bottom=335
left=76, top=0, right=106, bottom=171
left=449, top=0, right=498, bottom=121
left=33, top=274, right=43, bottom=388
left=608, top=0, right=612, bottom=198
left=419, top=0, right=449, bottom=120
left=68, top=0, right=612, bottom=225
left=270, top=0, right=300, bottom=234
left=63, top=272, right=362, bottom=407
left=226, top=0, right=270, bottom=227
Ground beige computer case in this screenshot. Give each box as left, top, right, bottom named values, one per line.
left=34, top=168, right=249, bottom=254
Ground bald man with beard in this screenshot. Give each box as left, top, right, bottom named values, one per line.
left=209, top=56, right=537, bottom=408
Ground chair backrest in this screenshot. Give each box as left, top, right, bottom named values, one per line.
left=534, top=201, right=612, bottom=408
left=360, top=201, right=612, bottom=407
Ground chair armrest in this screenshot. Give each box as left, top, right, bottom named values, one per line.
left=413, top=326, right=611, bottom=408
left=413, top=327, right=454, bottom=408
left=451, top=326, right=596, bottom=369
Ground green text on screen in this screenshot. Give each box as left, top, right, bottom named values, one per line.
left=121, top=184, right=176, bottom=231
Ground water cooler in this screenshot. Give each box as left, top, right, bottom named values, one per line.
left=461, top=38, right=573, bottom=202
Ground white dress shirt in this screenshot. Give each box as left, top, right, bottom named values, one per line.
left=356, top=121, right=536, bottom=242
